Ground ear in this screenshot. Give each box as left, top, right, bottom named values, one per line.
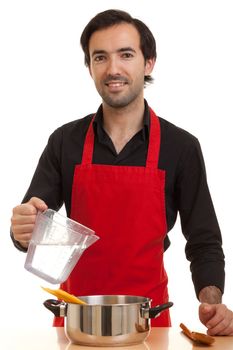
left=144, top=58, right=155, bottom=75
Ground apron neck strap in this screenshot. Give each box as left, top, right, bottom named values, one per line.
left=146, top=108, right=160, bottom=169
left=81, top=115, right=96, bottom=165
left=81, top=108, right=161, bottom=169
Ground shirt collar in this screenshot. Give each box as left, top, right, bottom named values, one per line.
left=93, top=99, right=150, bottom=142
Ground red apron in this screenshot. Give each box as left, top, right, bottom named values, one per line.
left=56, top=108, right=170, bottom=327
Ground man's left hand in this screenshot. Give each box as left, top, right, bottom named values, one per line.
left=199, top=303, right=233, bottom=335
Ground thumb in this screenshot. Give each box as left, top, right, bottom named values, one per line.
left=28, top=197, right=48, bottom=212
left=199, top=303, right=216, bottom=325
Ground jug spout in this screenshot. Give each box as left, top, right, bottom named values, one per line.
left=81, top=233, right=99, bottom=249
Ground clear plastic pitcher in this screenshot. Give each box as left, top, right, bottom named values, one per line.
left=24, top=209, right=99, bottom=284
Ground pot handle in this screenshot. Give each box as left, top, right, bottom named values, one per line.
left=43, top=299, right=67, bottom=317
left=142, top=301, right=173, bottom=319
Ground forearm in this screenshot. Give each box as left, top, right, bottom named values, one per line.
left=198, top=286, right=222, bottom=304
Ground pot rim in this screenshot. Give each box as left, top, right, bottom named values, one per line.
left=67, top=294, right=152, bottom=306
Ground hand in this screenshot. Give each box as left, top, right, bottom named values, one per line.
left=199, top=303, right=233, bottom=335
left=11, top=197, right=48, bottom=248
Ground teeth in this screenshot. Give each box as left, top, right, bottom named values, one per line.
left=108, top=82, right=124, bottom=87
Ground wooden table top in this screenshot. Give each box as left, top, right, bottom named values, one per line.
left=1, top=327, right=232, bottom=350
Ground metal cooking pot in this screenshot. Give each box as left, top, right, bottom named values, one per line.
left=44, top=295, right=173, bottom=346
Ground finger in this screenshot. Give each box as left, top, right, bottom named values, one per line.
left=11, top=213, right=37, bottom=226
left=12, top=224, right=35, bottom=242
left=13, top=223, right=36, bottom=236
left=209, top=325, right=233, bottom=336
left=14, top=232, right=33, bottom=244
left=199, top=303, right=215, bottom=316
left=207, top=320, right=225, bottom=335
left=207, top=309, right=233, bottom=335
left=217, top=323, right=233, bottom=336
left=206, top=313, right=225, bottom=330
left=28, top=197, right=48, bottom=211
left=12, top=203, right=37, bottom=216
left=208, top=323, right=229, bottom=336
left=199, top=303, right=216, bottom=325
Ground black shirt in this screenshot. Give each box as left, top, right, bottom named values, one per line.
left=12, top=100, right=225, bottom=298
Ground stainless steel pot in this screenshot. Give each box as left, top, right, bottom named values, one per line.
left=44, top=295, right=173, bottom=346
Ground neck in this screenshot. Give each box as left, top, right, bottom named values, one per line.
left=102, top=97, right=145, bottom=154
left=102, top=98, right=145, bottom=135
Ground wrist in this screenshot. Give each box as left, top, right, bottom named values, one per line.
left=199, top=286, right=222, bottom=304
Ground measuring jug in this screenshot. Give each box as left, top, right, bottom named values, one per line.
left=24, top=209, right=99, bottom=283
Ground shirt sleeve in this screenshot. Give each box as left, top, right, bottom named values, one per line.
left=22, top=127, right=64, bottom=208
left=176, top=139, right=225, bottom=298
left=11, top=128, right=64, bottom=250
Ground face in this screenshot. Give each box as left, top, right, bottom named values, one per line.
left=88, top=23, right=155, bottom=109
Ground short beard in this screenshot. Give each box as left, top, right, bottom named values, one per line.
left=101, top=93, right=139, bottom=108
left=100, top=83, right=143, bottom=109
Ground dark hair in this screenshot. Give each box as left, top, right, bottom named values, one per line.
left=80, top=9, right=157, bottom=85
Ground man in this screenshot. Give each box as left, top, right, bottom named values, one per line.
left=11, top=9, right=233, bottom=334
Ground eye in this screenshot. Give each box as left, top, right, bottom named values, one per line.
left=122, top=52, right=134, bottom=59
left=93, top=55, right=106, bottom=62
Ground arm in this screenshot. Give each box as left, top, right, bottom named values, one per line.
left=176, top=139, right=233, bottom=335
left=176, top=139, right=225, bottom=297
left=11, top=129, right=64, bottom=251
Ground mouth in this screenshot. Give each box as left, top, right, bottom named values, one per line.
left=104, top=80, right=128, bottom=92
left=105, top=81, right=127, bottom=87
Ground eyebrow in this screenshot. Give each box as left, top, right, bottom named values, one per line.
left=91, top=47, right=136, bottom=57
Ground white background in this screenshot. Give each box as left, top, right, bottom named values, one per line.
left=0, top=0, right=232, bottom=332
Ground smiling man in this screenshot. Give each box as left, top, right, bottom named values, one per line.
left=87, top=22, right=154, bottom=154
left=89, top=23, right=153, bottom=108
left=10, top=9, right=233, bottom=335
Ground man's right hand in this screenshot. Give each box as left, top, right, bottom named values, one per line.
left=11, top=197, right=48, bottom=248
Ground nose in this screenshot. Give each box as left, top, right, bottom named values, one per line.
left=106, top=56, right=121, bottom=76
